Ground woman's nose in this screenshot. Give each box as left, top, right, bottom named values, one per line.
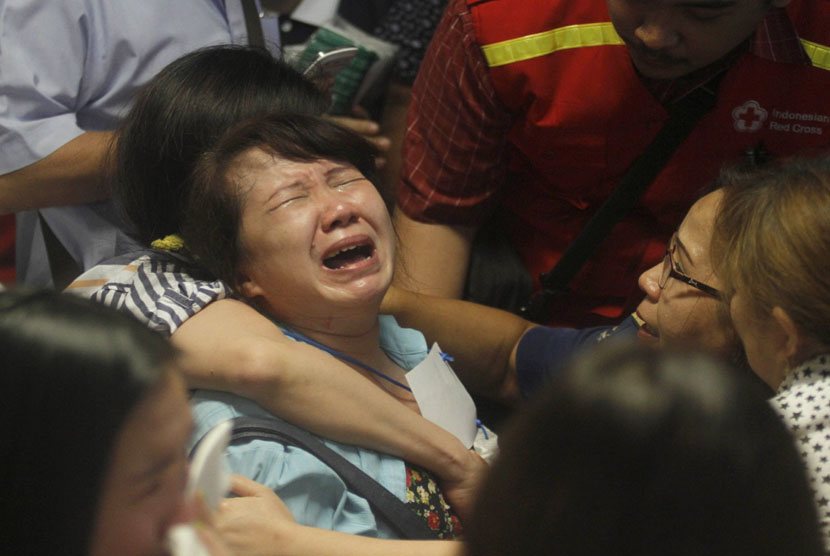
left=634, top=12, right=680, bottom=50
left=320, top=197, right=359, bottom=232
left=639, top=262, right=662, bottom=302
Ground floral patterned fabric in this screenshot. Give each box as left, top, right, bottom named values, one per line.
left=373, top=0, right=448, bottom=85
left=404, top=464, right=462, bottom=539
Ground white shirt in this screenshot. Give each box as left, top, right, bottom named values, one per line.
left=0, top=0, right=278, bottom=285
left=770, top=354, right=830, bottom=548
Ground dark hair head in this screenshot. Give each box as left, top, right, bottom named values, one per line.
left=467, top=342, right=823, bottom=556
left=115, top=44, right=328, bottom=245
left=181, top=113, right=380, bottom=287
left=0, top=289, right=176, bottom=554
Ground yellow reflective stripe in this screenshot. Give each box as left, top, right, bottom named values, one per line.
left=801, top=38, right=830, bottom=71
left=481, top=23, right=623, bottom=67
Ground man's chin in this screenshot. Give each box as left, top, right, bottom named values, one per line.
left=626, top=47, right=691, bottom=79
left=631, top=59, right=690, bottom=80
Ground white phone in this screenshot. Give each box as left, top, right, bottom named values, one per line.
left=166, top=420, right=233, bottom=556
left=186, top=419, right=233, bottom=509
left=302, top=46, right=359, bottom=81
left=302, top=46, right=359, bottom=100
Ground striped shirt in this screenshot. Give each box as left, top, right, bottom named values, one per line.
left=66, top=250, right=233, bottom=336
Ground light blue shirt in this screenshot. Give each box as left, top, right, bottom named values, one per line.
left=189, top=314, right=429, bottom=539
left=0, top=0, right=279, bottom=285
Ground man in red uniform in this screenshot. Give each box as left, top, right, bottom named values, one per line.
left=394, top=0, right=830, bottom=327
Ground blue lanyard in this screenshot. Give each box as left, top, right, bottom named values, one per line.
left=283, top=329, right=491, bottom=440
left=281, top=328, right=413, bottom=392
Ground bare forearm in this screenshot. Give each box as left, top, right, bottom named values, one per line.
left=261, top=345, right=475, bottom=480
left=172, top=299, right=473, bottom=482
left=378, top=83, right=413, bottom=197
left=0, top=131, right=114, bottom=213
left=283, top=526, right=463, bottom=556
left=383, top=286, right=530, bottom=404
left=219, top=475, right=466, bottom=556
left=393, top=208, right=476, bottom=299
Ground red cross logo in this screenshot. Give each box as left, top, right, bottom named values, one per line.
left=732, top=101, right=767, bottom=132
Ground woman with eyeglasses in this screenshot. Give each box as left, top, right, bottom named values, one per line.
left=382, top=183, right=748, bottom=401
left=711, top=156, right=830, bottom=547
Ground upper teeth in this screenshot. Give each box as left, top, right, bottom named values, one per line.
left=331, top=245, right=361, bottom=257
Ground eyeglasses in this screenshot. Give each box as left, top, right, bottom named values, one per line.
left=659, top=234, right=721, bottom=298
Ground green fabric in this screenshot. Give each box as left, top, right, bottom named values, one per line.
left=297, top=28, right=378, bottom=114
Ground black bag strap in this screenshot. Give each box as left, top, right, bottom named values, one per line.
left=520, top=77, right=722, bottom=322
left=225, top=416, right=440, bottom=540
left=239, top=0, right=266, bottom=48
left=37, top=211, right=81, bottom=290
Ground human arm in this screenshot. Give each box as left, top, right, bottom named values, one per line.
left=391, top=0, right=513, bottom=299
left=326, top=109, right=391, bottom=167
left=382, top=287, right=635, bottom=400
left=377, top=82, right=412, bottom=198
left=216, top=475, right=463, bottom=556
left=0, top=131, right=113, bottom=213
left=392, top=208, right=477, bottom=299
left=382, top=286, right=531, bottom=404
left=82, top=253, right=484, bottom=518
left=0, top=3, right=116, bottom=214
left=173, top=297, right=484, bottom=519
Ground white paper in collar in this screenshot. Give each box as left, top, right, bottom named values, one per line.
left=406, top=343, right=478, bottom=448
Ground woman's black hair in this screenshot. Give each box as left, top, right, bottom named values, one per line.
left=0, top=289, right=176, bottom=554
left=181, top=112, right=380, bottom=288
left=114, top=44, right=329, bottom=245
left=467, top=342, right=824, bottom=555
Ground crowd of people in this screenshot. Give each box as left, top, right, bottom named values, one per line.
left=2, top=0, right=830, bottom=554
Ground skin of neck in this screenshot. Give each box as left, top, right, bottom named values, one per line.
left=258, top=290, right=393, bottom=372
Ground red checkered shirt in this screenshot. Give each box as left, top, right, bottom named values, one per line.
left=397, top=0, right=810, bottom=224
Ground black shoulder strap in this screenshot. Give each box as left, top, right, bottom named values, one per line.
left=227, top=416, right=440, bottom=540
left=520, top=76, right=722, bottom=322
left=240, top=0, right=266, bottom=48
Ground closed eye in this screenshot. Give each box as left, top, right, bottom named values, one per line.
left=333, top=177, right=367, bottom=189
left=277, top=193, right=308, bottom=208
left=268, top=191, right=309, bottom=211
left=682, top=2, right=735, bottom=22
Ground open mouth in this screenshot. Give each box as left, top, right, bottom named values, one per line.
left=634, top=311, right=659, bottom=338
left=640, top=321, right=659, bottom=337
left=624, top=41, right=686, bottom=74
left=322, top=242, right=375, bottom=270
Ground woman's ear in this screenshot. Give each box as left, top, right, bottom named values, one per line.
left=236, top=271, right=265, bottom=300
left=771, top=306, right=800, bottom=362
